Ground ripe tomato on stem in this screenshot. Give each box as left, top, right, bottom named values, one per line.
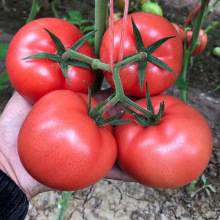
left=115, top=95, right=213, bottom=189
left=100, top=12, right=183, bottom=97
left=186, top=29, right=208, bottom=56
left=6, top=18, right=95, bottom=104
left=172, top=23, right=185, bottom=43
left=18, top=90, right=117, bottom=191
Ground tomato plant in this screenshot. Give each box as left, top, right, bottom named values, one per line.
left=18, top=90, right=117, bottom=191
left=114, top=95, right=213, bottom=188
left=141, top=2, right=163, bottom=16
left=100, top=12, right=183, bottom=97
left=6, top=18, right=95, bottom=104
left=186, top=29, right=208, bottom=56
left=172, top=23, right=185, bottom=43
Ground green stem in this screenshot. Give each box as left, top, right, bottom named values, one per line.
left=94, top=0, right=108, bottom=58
left=56, top=191, right=71, bottom=220
left=92, top=0, right=109, bottom=92
left=27, top=0, right=40, bottom=23
left=204, top=0, right=220, bottom=18
left=90, top=52, right=148, bottom=117
left=179, top=0, right=208, bottom=103
left=51, top=1, right=59, bottom=18
left=66, top=50, right=109, bottom=71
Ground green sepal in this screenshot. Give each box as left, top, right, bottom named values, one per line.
left=174, top=77, right=189, bottom=90
left=70, top=30, right=96, bottom=51
left=131, top=17, right=145, bottom=52
left=43, top=28, right=66, bottom=56
left=147, top=54, right=177, bottom=75
left=22, top=52, right=61, bottom=62
left=60, top=62, right=71, bottom=83
left=96, top=112, right=122, bottom=126
left=138, top=59, right=148, bottom=91
left=67, top=60, right=93, bottom=71
left=145, top=36, right=176, bottom=54
left=84, top=80, right=92, bottom=113
left=89, top=93, right=115, bottom=120
left=145, top=82, right=154, bottom=114
left=109, top=120, right=136, bottom=126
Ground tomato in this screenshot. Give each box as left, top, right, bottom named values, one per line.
left=172, top=23, right=185, bottom=43
left=186, top=29, right=208, bottom=56
left=141, top=3, right=163, bottom=16
left=100, top=12, right=183, bottom=97
left=17, top=90, right=117, bottom=191
left=213, top=46, right=220, bottom=57
left=6, top=18, right=95, bottom=104
left=117, top=0, right=136, bottom=11
left=114, top=95, right=213, bottom=188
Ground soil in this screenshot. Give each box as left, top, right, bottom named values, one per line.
left=0, top=0, right=220, bottom=219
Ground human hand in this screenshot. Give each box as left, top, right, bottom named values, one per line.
left=0, top=92, right=50, bottom=200
left=0, top=90, right=132, bottom=200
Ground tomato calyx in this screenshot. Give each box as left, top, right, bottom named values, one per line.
left=121, top=82, right=165, bottom=127
left=23, top=28, right=95, bottom=83
left=129, top=17, right=177, bottom=91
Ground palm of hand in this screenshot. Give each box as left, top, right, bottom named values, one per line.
left=0, top=93, right=49, bottom=200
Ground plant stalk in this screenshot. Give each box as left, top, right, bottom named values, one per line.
left=27, top=0, right=40, bottom=23
left=56, top=191, right=71, bottom=220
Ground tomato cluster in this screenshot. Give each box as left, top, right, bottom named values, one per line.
left=6, top=14, right=212, bottom=191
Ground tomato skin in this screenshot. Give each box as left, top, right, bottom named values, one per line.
left=114, top=95, right=213, bottom=188
left=141, top=3, right=163, bottom=16
left=18, top=90, right=117, bottom=191
left=6, top=18, right=95, bottom=104
left=186, top=29, right=208, bottom=56
left=117, top=0, right=136, bottom=11
left=172, top=23, right=185, bottom=43
left=100, top=12, right=183, bottom=97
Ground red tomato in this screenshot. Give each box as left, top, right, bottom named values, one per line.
left=186, top=29, right=208, bottom=56
left=6, top=18, right=95, bottom=104
left=114, top=95, right=213, bottom=188
left=18, top=90, right=117, bottom=191
left=100, top=12, right=183, bottom=97
left=172, top=23, right=185, bottom=43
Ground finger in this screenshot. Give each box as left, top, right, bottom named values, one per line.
left=0, top=92, right=32, bottom=126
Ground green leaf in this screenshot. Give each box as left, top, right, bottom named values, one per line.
left=207, top=185, right=216, bottom=193
left=70, top=30, right=96, bottom=51
left=44, top=28, right=66, bottom=56
left=0, top=71, right=9, bottom=84
left=145, top=36, right=176, bottom=54
left=83, top=26, right=95, bottom=33
left=60, top=62, right=71, bottom=84
left=68, top=20, right=81, bottom=26
left=145, top=82, right=154, bottom=114
left=0, top=43, right=9, bottom=59
left=22, top=52, right=61, bottom=62
left=205, top=188, right=211, bottom=196
left=148, top=55, right=177, bottom=76
left=131, top=17, right=145, bottom=52
left=68, top=10, right=82, bottom=21
left=81, top=19, right=93, bottom=24
left=138, top=59, right=148, bottom=91
left=201, top=174, right=207, bottom=185
left=84, top=80, right=92, bottom=112
left=0, top=71, right=9, bottom=90
left=189, top=180, right=197, bottom=197
left=174, top=77, right=189, bottom=90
